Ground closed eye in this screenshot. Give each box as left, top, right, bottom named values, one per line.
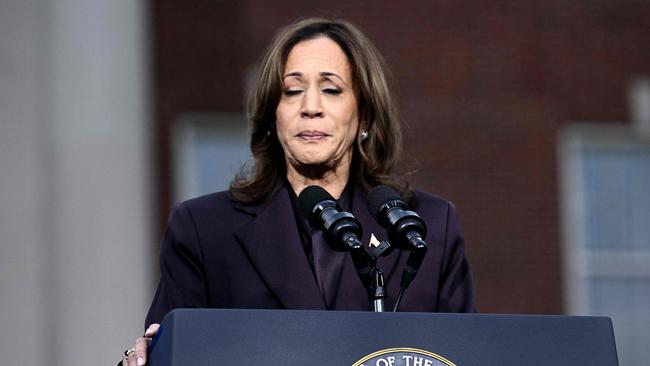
left=283, top=89, right=303, bottom=96
left=323, top=88, right=342, bottom=95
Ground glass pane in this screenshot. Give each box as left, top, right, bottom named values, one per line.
left=589, top=278, right=650, bottom=366
left=173, top=114, right=250, bottom=201
left=583, top=149, right=650, bottom=251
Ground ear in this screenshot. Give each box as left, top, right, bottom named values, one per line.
left=358, top=120, right=369, bottom=141
left=359, top=130, right=369, bottom=141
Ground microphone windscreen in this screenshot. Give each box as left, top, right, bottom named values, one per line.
left=298, top=185, right=335, bottom=220
left=366, top=185, right=401, bottom=221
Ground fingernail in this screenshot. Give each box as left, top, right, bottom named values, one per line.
left=137, top=357, right=145, bottom=365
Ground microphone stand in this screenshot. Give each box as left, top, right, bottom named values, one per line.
left=369, top=268, right=386, bottom=312
left=364, top=239, right=391, bottom=312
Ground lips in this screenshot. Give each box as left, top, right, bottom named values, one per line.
left=296, top=130, right=330, bottom=141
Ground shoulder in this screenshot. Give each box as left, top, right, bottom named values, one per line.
left=407, top=189, right=464, bottom=236
left=168, top=190, right=251, bottom=229
left=178, top=190, right=234, bottom=213
left=409, top=189, right=456, bottom=218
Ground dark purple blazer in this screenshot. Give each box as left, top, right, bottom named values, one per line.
left=145, top=185, right=475, bottom=326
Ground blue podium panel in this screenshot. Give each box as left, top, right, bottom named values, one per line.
left=148, top=309, right=618, bottom=366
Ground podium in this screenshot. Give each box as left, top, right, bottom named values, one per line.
left=147, top=309, right=618, bottom=365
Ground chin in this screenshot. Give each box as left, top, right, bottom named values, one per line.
left=293, top=151, right=333, bottom=165
left=297, top=158, right=331, bottom=167
left=290, top=155, right=335, bottom=170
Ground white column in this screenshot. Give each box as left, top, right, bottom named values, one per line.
left=0, top=1, right=49, bottom=365
left=0, top=1, right=153, bottom=365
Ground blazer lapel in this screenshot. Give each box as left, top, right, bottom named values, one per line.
left=333, top=186, right=405, bottom=303
left=234, top=188, right=325, bottom=309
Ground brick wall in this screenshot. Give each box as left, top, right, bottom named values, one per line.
left=152, top=0, right=650, bottom=313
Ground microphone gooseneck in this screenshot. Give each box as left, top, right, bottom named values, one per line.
left=366, top=186, right=429, bottom=311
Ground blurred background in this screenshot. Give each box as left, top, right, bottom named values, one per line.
left=1, top=0, right=649, bottom=365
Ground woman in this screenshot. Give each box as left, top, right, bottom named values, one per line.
left=121, top=18, right=475, bottom=366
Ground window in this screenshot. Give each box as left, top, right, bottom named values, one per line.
left=173, top=113, right=250, bottom=201
left=559, top=124, right=650, bottom=366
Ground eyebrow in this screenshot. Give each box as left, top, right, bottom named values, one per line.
left=282, top=71, right=346, bottom=83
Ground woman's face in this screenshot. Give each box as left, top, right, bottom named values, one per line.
left=275, top=37, right=359, bottom=171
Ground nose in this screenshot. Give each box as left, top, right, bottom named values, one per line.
left=300, top=87, right=323, bottom=118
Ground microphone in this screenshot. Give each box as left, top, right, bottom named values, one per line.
left=298, top=186, right=373, bottom=288
left=298, top=185, right=363, bottom=252
left=366, top=186, right=428, bottom=297
left=366, top=186, right=428, bottom=251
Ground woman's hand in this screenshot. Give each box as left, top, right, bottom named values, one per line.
left=120, top=323, right=160, bottom=366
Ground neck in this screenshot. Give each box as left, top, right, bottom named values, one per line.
left=286, top=158, right=352, bottom=199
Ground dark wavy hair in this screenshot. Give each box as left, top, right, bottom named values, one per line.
left=229, top=18, right=408, bottom=204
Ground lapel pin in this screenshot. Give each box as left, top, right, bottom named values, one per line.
left=369, top=233, right=381, bottom=247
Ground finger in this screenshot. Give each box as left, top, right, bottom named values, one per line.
left=127, top=348, right=139, bottom=366
left=134, top=336, right=148, bottom=365
left=126, top=351, right=137, bottom=366
left=144, top=323, right=160, bottom=338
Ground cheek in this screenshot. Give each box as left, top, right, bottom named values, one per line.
left=275, top=127, right=292, bottom=154
left=274, top=108, right=292, bottom=139
left=346, top=124, right=359, bottom=149
left=343, top=109, right=360, bottom=140
left=342, top=98, right=359, bottom=133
